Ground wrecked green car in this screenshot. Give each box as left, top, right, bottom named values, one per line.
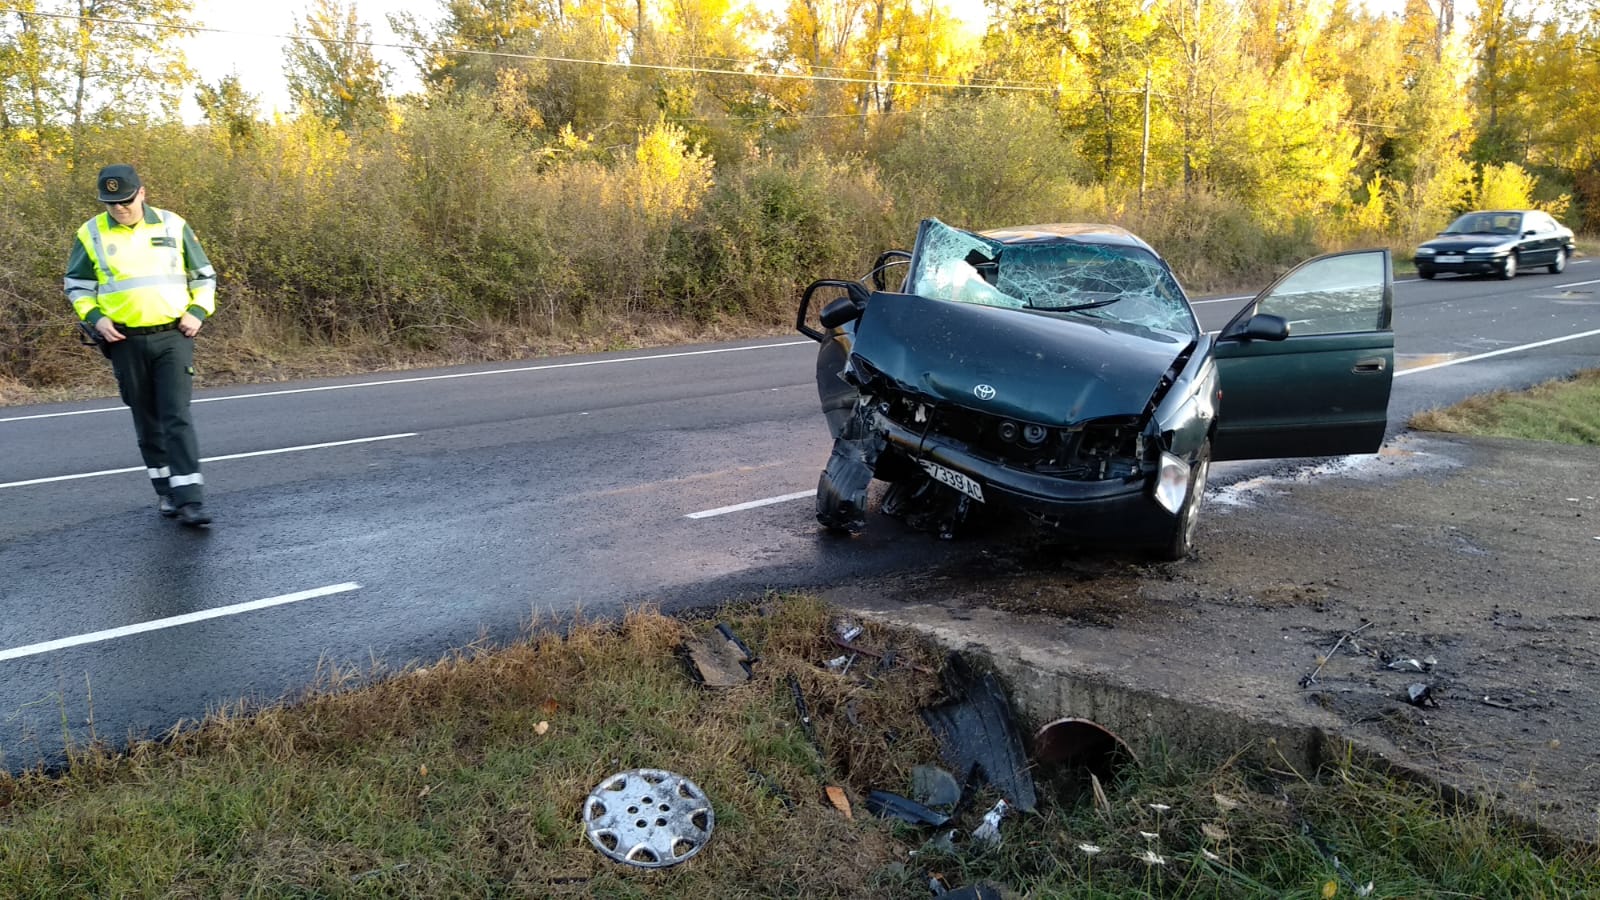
left=797, top=218, right=1395, bottom=559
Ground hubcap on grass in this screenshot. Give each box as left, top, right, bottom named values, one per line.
left=582, top=769, right=714, bottom=868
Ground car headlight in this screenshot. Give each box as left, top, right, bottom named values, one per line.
left=1414, top=247, right=1436, bottom=256
left=1154, top=452, right=1190, bottom=514
left=1467, top=245, right=1510, bottom=255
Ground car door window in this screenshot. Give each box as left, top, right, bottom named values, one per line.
left=1255, top=251, right=1387, bottom=336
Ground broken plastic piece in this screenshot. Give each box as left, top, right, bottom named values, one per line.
left=788, top=674, right=821, bottom=751
left=715, top=623, right=757, bottom=664
left=912, top=829, right=957, bottom=857
left=1386, top=658, right=1427, bottom=672
left=1406, top=683, right=1439, bottom=707
left=911, top=765, right=962, bottom=809
left=921, top=655, right=1037, bottom=813
left=865, top=790, right=952, bottom=827
left=830, top=635, right=934, bottom=673
left=816, top=406, right=884, bottom=532
left=970, top=799, right=1009, bottom=847
left=833, top=617, right=864, bottom=642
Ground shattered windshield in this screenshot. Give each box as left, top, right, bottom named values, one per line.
left=908, top=219, right=1196, bottom=335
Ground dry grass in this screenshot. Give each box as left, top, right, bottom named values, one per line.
left=1409, top=369, right=1600, bottom=446
left=0, top=599, right=945, bottom=897
left=0, top=597, right=1594, bottom=898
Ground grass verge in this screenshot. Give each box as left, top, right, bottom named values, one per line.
left=0, top=597, right=1594, bottom=897
left=1409, top=369, right=1600, bottom=445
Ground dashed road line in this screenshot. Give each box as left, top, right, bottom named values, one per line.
left=0, top=583, right=362, bottom=663
left=0, top=433, right=416, bottom=490
left=686, top=489, right=817, bottom=519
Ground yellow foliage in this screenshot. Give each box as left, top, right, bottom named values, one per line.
left=631, top=120, right=714, bottom=222
left=1475, top=162, right=1537, bottom=210
left=1537, top=193, right=1572, bottom=221
left=1348, top=174, right=1389, bottom=236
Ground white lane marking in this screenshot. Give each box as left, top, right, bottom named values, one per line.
left=0, top=433, right=415, bottom=490
left=0, top=340, right=815, bottom=424
left=1396, top=328, right=1600, bottom=378
left=0, top=583, right=361, bottom=663
left=1555, top=276, right=1600, bottom=289
left=686, top=489, right=817, bottom=519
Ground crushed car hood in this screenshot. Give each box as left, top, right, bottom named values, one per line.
left=849, top=291, right=1191, bottom=427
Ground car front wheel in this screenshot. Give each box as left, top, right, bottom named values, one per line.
left=1154, top=441, right=1210, bottom=562
left=1499, top=253, right=1518, bottom=279
left=1550, top=248, right=1567, bottom=274
left=1417, top=266, right=1435, bottom=280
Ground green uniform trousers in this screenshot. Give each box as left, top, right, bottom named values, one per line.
left=107, top=329, right=204, bottom=507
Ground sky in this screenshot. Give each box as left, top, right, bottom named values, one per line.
left=180, top=1, right=425, bottom=121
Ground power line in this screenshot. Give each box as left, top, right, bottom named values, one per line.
left=0, top=5, right=1063, bottom=95
left=0, top=5, right=1406, bottom=127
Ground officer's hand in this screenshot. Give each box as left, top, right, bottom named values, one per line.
left=178, top=313, right=202, bottom=338
left=94, top=317, right=125, bottom=343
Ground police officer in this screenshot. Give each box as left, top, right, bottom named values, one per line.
left=64, top=164, right=217, bottom=527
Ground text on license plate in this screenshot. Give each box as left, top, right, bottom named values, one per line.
left=919, top=459, right=985, bottom=502
left=1435, top=254, right=1463, bottom=263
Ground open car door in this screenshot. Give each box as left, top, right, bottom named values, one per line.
left=1211, top=249, right=1394, bottom=461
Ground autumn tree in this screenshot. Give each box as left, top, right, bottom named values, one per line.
left=284, top=0, right=391, bottom=129
left=195, top=75, right=260, bottom=144
left=0, top=0, right=193, bottom=135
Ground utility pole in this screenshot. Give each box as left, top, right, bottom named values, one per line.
left=1140, top=68, right=1151, bottom=209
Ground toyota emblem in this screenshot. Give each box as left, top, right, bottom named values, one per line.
left=974, top=384, right=997, bottom=401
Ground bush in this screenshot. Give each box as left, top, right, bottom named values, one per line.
left=873, top=95, right=1089, bottom=230
left=1127, top=188, right=1320, bottom=291
left=680, top=151, right=896, bottom=322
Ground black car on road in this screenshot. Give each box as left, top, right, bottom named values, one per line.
left=1413, top=209, right=1575, bottom=280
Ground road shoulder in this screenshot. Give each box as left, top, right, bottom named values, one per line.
left=828, top=433, right=1600, bottom=844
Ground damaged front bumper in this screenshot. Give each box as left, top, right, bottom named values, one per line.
left=816, top=398, right=1183, bottom=539
left=873, top=410, right=1178, bottom=536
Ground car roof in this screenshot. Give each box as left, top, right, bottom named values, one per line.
left=978, top=223, right=1160, bottom=255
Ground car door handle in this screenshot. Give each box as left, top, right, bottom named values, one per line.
left=1353, top=357, right=1386, bottom=374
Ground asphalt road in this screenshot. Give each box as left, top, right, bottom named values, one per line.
left=1, top=261, right=1596, bottom=767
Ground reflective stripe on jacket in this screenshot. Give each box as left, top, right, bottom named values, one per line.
left=65, top=207, right=216, bottom=327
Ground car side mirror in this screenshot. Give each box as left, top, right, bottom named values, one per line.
left=798, top=279, right=871, bottom=340
left=1523, top=229, right=1536, bottom=237
left=819, top=296, right=864, bottom=329
left=1224, top=313, right=1290, bottom=342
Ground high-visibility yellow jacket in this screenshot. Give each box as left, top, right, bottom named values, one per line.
left=64, top=205, right=216, bottom=327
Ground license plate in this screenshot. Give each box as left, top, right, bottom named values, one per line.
left=919, top=459, right=985, bottom=502
left=1435, top=254, right=1463, bottom=263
